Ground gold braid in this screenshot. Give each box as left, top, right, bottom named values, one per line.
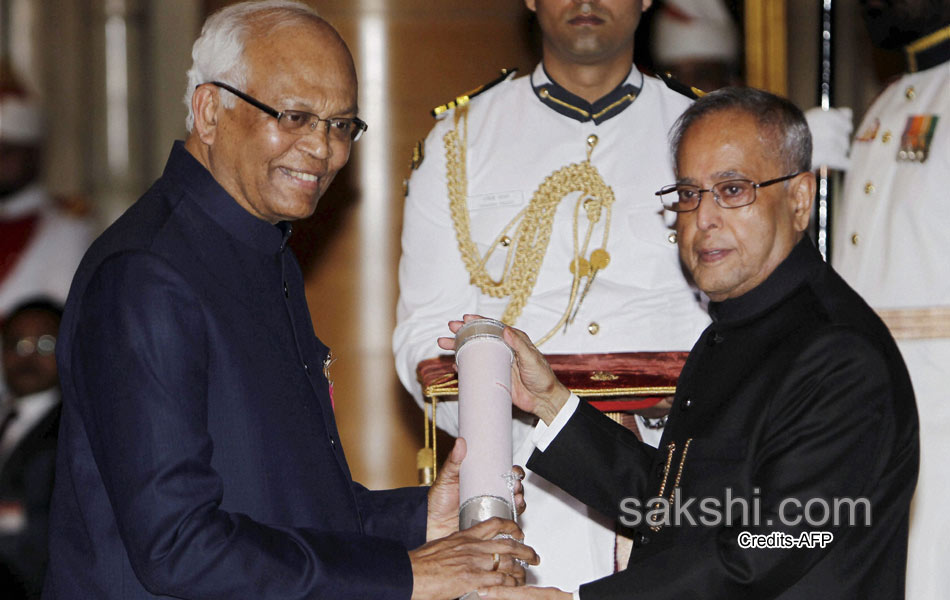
left=445, top=106, right=615, bottom=344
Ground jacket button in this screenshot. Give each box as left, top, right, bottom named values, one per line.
left=587, top=322, right=600, bottom=335
left=283, top=282, right=289, bottom=298
left=633, top=531, right=650, bottom=547
left=303, top=363, right=310, bottom=373
left=682, top=397, right=692, bottom=411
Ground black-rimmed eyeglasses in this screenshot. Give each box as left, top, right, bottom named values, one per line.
left=655, top=172, right=803, bottom=213
left=206, top=81, right=367, bottom=142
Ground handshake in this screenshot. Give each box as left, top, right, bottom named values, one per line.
left=409, top=316, right=574, bottom=600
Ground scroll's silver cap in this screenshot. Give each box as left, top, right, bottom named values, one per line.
left=454, top=318, right=512, bottom=361
left=459, top=495, right=514, bottom=530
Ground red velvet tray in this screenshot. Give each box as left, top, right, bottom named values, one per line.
left=417, top=351, right=688, bottom=411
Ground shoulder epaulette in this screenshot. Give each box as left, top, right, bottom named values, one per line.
left=656, top=71, right=705, bottom=100
left=431, top=68, right=517, bottom=118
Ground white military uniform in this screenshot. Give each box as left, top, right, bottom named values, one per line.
left=831, top=30, right=950, bottom=600
left=394, top=64, right=710, bottom=589
left=0, top=184, right=93, bottom=317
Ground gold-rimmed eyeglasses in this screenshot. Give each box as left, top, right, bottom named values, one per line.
left=206, top=81, right=367, bottom=142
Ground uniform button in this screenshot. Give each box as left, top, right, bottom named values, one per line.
left=864, top=181, right=875, bottom=195
left=500, top=236, right=511, bottom=247
left=905, top=86, right=916, bottom=100
left=329, top=436, right=336, bottom=446
left=633, top=531, right=650, bottom=546
left=587, top=322, right=600, bottom=335
left=851, top=233, right=860, bottom=246
left=682, top=397, right=693, bottom=411
left=283, top=282, right=289, bottom=298
left=303, top=363, right=310, bottom=373
left=667, top=231, right=677, bottom=244
left=706, top=332, right=723, bottom=346
left=881, top=131, right=892, bottom=144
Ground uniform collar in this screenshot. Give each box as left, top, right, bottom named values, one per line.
left=709, top=237, right=823, bottom=325
left=163, top=141, right=291, bottom=255
left=904, top=24, right=950, bottom=73
left=531, top=63, right=643, bottom=125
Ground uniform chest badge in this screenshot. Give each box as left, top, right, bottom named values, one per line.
left=898, top=114, right=939, bottom=162
left=855, top=118, right=879, bottom=142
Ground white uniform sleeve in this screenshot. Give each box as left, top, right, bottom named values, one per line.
left=393, top=118, right=480, bottom=436
left=805, top=106, right=853, bottom=171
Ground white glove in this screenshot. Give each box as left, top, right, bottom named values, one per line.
left=805, top=106, right=853, bottom=171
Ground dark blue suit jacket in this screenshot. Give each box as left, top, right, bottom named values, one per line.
left=44, top=143, right=427, bottom=599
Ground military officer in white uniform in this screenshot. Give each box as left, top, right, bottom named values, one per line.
left=393, top=0, right=709, bottom=590
left=832, top=2, right=950, bottom=598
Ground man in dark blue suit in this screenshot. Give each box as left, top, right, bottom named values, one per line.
left=43, top=2, right=536, bottom=598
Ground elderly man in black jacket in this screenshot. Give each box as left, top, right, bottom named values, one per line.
left=447, top=87, right=919, bottom=599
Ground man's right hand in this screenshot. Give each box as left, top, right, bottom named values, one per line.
left=437, top=315, right=571, bottom=426
left=502, top=325, right=571, bottom=425
left=409, top=517, right=539, bottom=600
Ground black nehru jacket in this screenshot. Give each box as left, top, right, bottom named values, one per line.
left=529, top=237, right=918, bottom=599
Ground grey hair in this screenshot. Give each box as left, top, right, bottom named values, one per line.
left=183, top=0, right=322, bottom=132
left=669, top=87, right=812, bottom=176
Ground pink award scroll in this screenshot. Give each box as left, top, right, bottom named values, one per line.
left=455, top=318, right=515, bottom=530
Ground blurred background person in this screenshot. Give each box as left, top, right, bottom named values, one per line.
left=0, top=298, right=63, bottom=599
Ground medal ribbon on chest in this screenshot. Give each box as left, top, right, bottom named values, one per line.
left=898, top=114, right=939, bottom=163
left=444, top=105, right=615, bottom=345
